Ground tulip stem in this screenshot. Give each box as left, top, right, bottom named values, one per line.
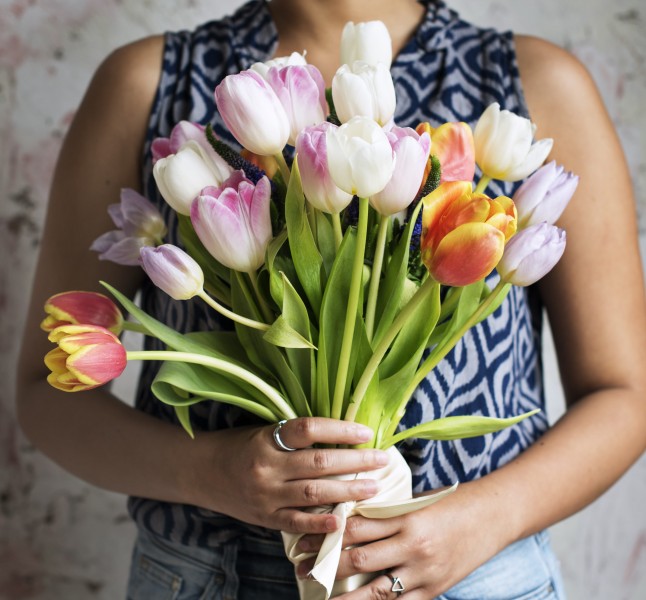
left=196, top=289, right=270, bottom=331
left=247, top=270, right=274, bottom=323
left=331, top=197, right=369, bottom=421
left=332, top=212, right=343, bottom=250
left=364, top=214, right=390, bottom=342
left=122, top=321, right=150, bottom=335
left=345, top=277, right=438, bottom=424
left=382, top=279, right=511, bottom=440
left=274, top=152, right=291, bottom=185
left=474, top=175, right=492, bottom=195
left=125, top=350, right=297, bottom=420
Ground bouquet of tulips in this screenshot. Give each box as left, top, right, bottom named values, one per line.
left=41, top=20, right=578, bottom=600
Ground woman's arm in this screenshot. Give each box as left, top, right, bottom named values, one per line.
left=301, top=37, right=646, bottom=598
left=16, top=38, right=388, bottom=534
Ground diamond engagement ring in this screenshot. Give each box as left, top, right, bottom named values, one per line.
left=388, top=573, right=405, bottom=596
left=272, top=419, right=297, bottom=452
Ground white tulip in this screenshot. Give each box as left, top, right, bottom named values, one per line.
left=249, top=52, right=308, bottom=80
left=340, top=21, right=392, bottom=67
left=326, top=116, right=395, bottom=198
left=153, top=140, right=230, bottom=215
left=332, top=61, right=396, bottom=126
left=474, top=103, right=553, bottom=182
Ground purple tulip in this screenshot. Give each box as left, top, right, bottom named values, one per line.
left=140, top=244, right=204, bottom=300
left=497, top=223, right=566, bottom=286
left=266, top=65, right=327, bottom=145
left=370, top=126, right=431, bottom=216
left=90, top=189, right=167, bottom=265
left=513, top=161, right=579, bottom=228
left=214, top=71, right=290, bottom=156
left=295, top=123, right=353, bottom=214
left=191, top=171, right=273, bottom=272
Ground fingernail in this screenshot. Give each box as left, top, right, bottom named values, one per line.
left=297, top=539, right=312, bottom=552
left=355, top=425, right=374, bottom=441
left=374, top=450, right=389, bottom=466
left=325, top=515, right=339, bottom=531
left=362, top=480, right=379, bottom=495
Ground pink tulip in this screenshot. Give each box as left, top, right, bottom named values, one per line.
left=90, top=188, right=167, bottom=265
left=370, top=126, right=431, bottom=216
left=266, top=65, right=327, bottom=145
left=41, top=291, right=123, bottom=335
left=295, top=123, right=353, bottom=214
left=513, top=161, right=578, bottom=228
left=140, top=244, right=205, bottom=300
left=191, top=171, right=273, bottom=272
left=214, top=70, right=290, bottom=156
left=497, top=222, right=566, bottom=286
left=45, top=325, right=127, bottom=392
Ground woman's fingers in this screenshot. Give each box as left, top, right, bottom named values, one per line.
left=298, top=515, right=399, bottom=553
left=270, top=417, right=375, bottom=449
left=335, top=535, right=408, bottom=580
left=277, top=508, right=342, bottom=534
left=281, top=477, right=381, bottom=508
left=286, top=447, right=390, bottom=479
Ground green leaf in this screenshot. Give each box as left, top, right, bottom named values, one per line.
left=386, top=409, right=540, bottom=446
left=174, top=405, right=194, bottom=438
left=315, top=210, right=337, bottom=279
left=267, top=229, right=289, bottom=306
left=152, top=360, right=279, bottom=422
left=285, top=159, right=323, bottom=317
left=263, top=316, right=316, bottom=349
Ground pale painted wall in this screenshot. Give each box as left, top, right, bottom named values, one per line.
left=1, top=1, right=644, bottom=598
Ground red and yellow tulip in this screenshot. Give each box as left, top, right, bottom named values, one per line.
left=421, top=181, right=517, bottom=287
left=45, top=325, right=127, bottom=392
left=416, top=121, right=475, bottom=184
left=41, top=291, right=123, bottom=335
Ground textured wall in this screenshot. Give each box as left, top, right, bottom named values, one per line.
left=1, top=1, right=644, bottom=598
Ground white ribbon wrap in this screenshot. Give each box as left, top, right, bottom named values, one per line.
left=282, top=446, right=458, bottom=599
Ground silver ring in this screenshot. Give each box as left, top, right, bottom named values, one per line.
left=388, top=573, right=405, bottom=596
left=273, top=420, right=297, bottom=452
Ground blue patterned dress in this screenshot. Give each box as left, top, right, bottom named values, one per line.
left=129, top=2, right=556, bottom=594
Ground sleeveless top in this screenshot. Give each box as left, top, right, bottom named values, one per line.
left=130, top=0, right=547, bottom=547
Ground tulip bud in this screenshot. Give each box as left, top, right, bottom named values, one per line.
left=41, top=291, right=123, bottom=335
left=513, top=161, right=578, bottom=228
left=214, top=70, right=290, bottom=156
left=370, top=126, right=431, bottom=216
left=140, top=244, right=205, bottom=300
left=340, top=21, right=392, bottom=67
left=153, top=140, right=231, bottom=215
left=266, top=65, right=327, bottom=145
left=325, top=116, right=395, bottom=198
left=474, top=103, right=553, bottom=182
left=91, top=188, right=167, bottom=265
left=497, top=222, right=566, bottom=286
left=249, top=52, right=308, bottom=80
left=295, top=123, right=353, bottom=214
left=45, top=325, right=127, bottom=392
left=331, top=62, right=396, bottom=126
left=416, top=121, right=476, bottom=183
left=191, top=171, right=273, bottom=272
left=421, top=181, right=517, bottom=287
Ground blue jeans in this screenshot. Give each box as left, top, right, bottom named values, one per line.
left=126, top=528, right=566, bottom=599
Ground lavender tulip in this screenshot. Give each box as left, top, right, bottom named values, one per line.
left=340, top=21, right=392, bottom=67
left=140, top=244, right=205, bottom=300
left=513, top=161, right=579, bottom=228
left=474, top=103, right=553, bottom=182
left=266, top=65, right=327, bottom=145
left=332, top=62, right=396, bottom=126
left=497, top=223, right=566, bottom=286
left=91, top=189, right=167, bottom=265
left=326, top=116, right=395, bottom=198
left=296, top=123, right=353, bottom=214
left=191, top=171, right=273, bottom=273
left=153, top=140, right=232, bottom=215
left=370, top=126, right=431, bottom=216
left=214, top=71, right=290, bottom=156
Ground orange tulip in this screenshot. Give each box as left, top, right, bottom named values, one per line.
left=421, top=181, right=516, bottom=286
left=41, top=291, right=123, bottom=335
left=416, top=121, right=475, bottom=183
left=45, top=325, right=127, bottom=392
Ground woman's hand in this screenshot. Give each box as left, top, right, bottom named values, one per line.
left=187, top=417, right=391, bottom=535
left=294, top=480, right=509, bottom=599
